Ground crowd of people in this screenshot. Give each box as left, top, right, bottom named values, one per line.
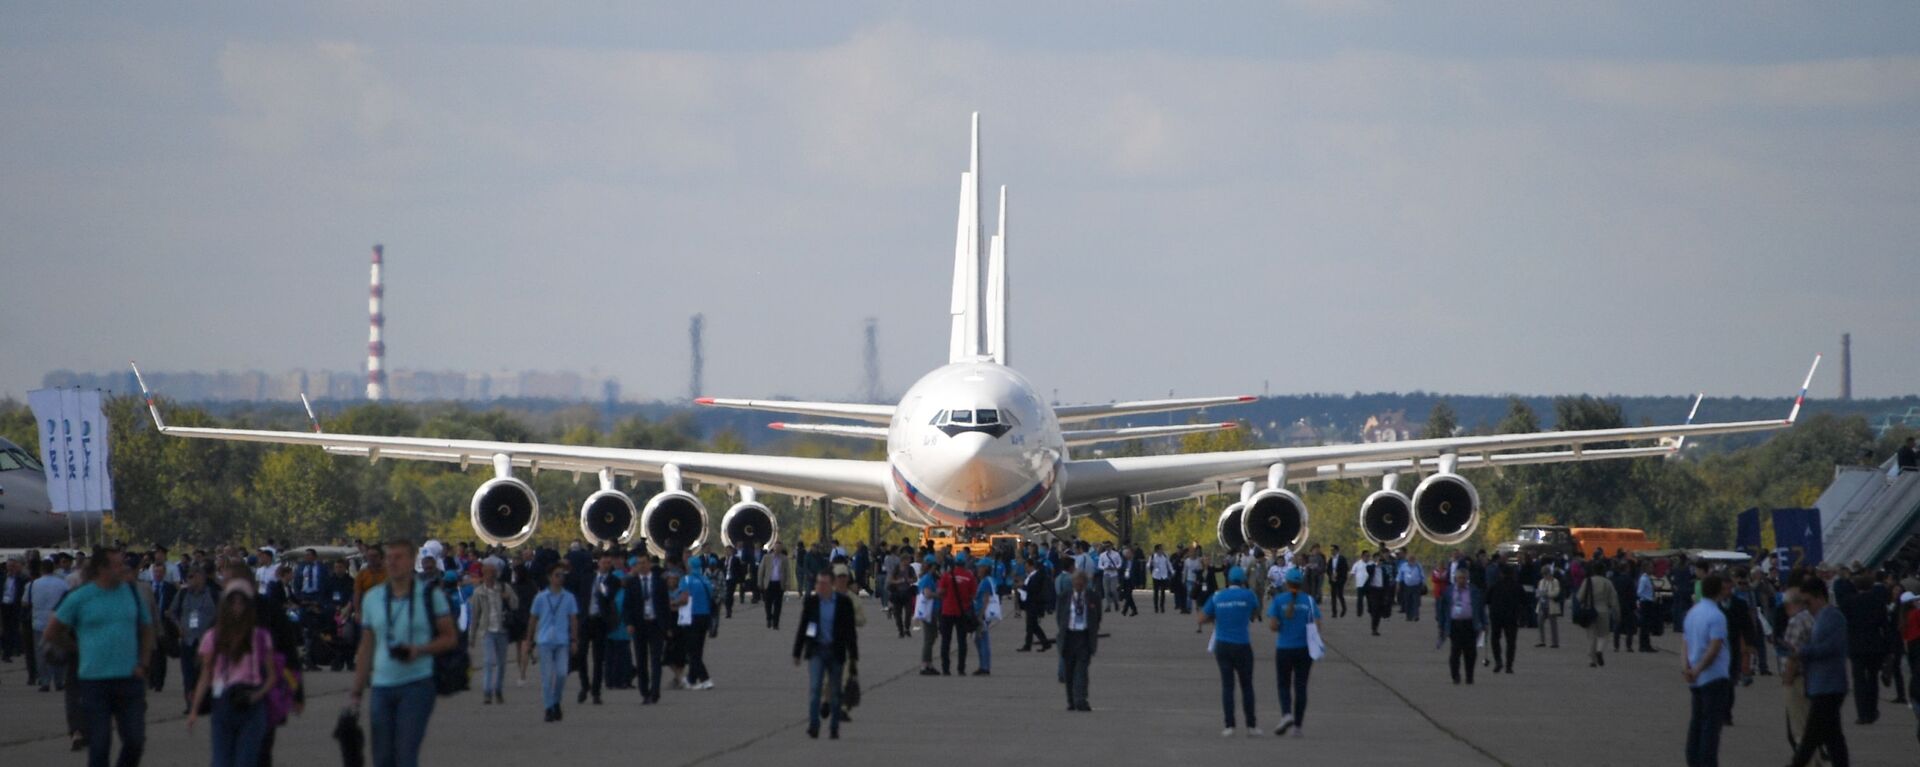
left=3, top=533, right=1917, bottom=766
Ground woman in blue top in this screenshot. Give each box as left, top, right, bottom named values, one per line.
left=1266, top=567, right=1319, bottom=737
left=1200, top=566, right=1259, bottom=737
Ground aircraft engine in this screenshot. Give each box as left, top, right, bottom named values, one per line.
left=470, top=477, right=539, bottom=548
left=1240, top=488, right=1309, bottom=551
left=1359, top=489, right=1416, bottom=550
left=1411, top=472, right=1481, bottom=546
left=640, top=489, right=709, bottom=559
left=1215, top=503, right=1247, bottom=552
left=720, top=499, right=778, bottom=552
left=579, top=490, right=638, bottom=549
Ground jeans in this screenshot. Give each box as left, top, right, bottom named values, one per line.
left=1152, top=580, right=1168, bottom=613
left=1276, top=646, right=1313, bottom=725
left=1687, top=678, right=1730, bottom=767
left=369, top=678, right=436, bottom=767
left=806, top=653, right=844, bottom=731
left=974, top=625, right=991, bottom=672
left=179, top=647, right=202, bottom=710
left=77, top=676, right=145, bottom=767
left=939, top=616, right=972, bottom=673
left=685, top=616, right=710, bottom=683
left=210, top=690, right=268, bottom=767
left=34, top=629, right=65, bottom=687
left=1176, top=580, right=1192, bottom=613
left=538, top=643, right=568, bottom=709
left=481, top=631, right=507, bottom=697
left=1213, top=642, right=1255, bottom=728
left=1791, top=692, right=1849, bottom=767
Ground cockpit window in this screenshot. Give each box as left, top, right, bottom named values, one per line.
left=975, top=409, right=998, bottom=425
left=0, top=448, right=41, bottom=472
left=949, top=410, right=973, bottom=424
left=928, top=410, right=946, bottom=425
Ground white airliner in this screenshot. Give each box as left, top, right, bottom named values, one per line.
left=133, top=114, right=1820, bottom=557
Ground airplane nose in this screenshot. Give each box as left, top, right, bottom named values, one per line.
left=934, top=433, right=1025, bottom=506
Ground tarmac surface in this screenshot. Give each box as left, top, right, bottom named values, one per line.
left=2, top=590, right=1913, bottom=766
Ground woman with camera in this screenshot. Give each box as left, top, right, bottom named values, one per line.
left=186, top=574, right=282, bottom=767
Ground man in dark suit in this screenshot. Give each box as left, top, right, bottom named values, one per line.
left=623, top=553, right=671, bottom=704
left=1, top=558, right=29, bottom=662
left=793, top=571, right=858, bottom=739
left=1019, top=558, right=1053, bottom=652
left=575, top=552, right=620, bottom=705
left=1327, top=546, right=1349, bottom=618
left=1057, top=571, right=1101, bottom=712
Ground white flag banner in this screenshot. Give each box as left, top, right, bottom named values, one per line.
left=26, top=388, right=114, bottom=514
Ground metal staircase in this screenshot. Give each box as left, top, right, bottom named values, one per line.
left=1815, top=456, right=1920, bottom=569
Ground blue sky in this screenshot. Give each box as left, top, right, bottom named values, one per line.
left=3, top=2, right=1916, bottom=402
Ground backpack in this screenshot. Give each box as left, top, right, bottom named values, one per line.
left=416, top=582, right=468, bottom=697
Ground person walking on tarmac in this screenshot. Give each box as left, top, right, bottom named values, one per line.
left=1200, top=567, right=1260, bottom=737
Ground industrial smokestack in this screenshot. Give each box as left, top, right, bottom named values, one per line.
left=862, top=317, right=881, bottom=403
left=1840, top=332, right=1852, bottom=401
left=367, top=244, right=386, bottom=401
left=688, top=313, right=705, bottom=401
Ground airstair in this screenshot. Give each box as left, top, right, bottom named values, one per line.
left=1815, top=455, right=1920, bottom=569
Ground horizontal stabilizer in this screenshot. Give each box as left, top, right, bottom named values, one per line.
left=695, top=397, right=894, bottom=424
left=1054, top=395, right=1256, bottom=425
left=768, top=422, right=888, bottom=440
left=1064, top=422, right=1237, bottom=447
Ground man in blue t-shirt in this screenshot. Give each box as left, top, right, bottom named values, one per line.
left=1200, top=566, right=1258, bottom=736
left=1681, top=575, right=1730, bottom=767
left=351, top=541, right=456, bottom=767
left=528, top=566, right=579, bottom=721
left=47, top=547, right=154, bottom=766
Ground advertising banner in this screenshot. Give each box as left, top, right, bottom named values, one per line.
left=25, top=388, right=114, bottom=513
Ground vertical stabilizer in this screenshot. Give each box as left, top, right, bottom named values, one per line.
left=948, top=112, right=984, bottom=362
left=985, top=185, right=1008, bottom=365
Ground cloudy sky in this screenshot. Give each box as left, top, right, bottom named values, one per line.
left=3, top=2, right=1916, bottom=404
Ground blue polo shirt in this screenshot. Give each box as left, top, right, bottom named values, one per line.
left=531, top=588, right=577, bottom=646
left=1683, top=599, right=1729, bottom=687
left=1204, top=587, right=1256, bottom=645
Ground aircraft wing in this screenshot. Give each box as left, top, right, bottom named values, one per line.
left=1053, top=396, right=1256, bottom=424
left=1063, top=422, right=1238, bottom=447
left=695, top=397, right=894, bottom=424
left=134, top=370, right=890, bottom=506
left=1058, top=357, right=1818, bottom=507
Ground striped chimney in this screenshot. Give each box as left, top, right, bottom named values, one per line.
left=367, top=244, right=387, bottom=401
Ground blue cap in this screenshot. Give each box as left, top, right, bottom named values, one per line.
left=924, top=555, right=936, bottom=565
left=1285, top=567, right=1305, bottom=585
left=1227, top=566, right=1246, bottom=584
left=956, top=551, right=970, bottom=564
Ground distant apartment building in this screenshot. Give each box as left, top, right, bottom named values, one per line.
left=43, top=368, right=619, bottom=403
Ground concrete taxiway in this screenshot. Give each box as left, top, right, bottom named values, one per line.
left=0, top=591, right=1911, bottom=765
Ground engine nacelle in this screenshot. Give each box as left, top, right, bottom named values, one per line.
left=1241, top=488, right=1309, bottom=552
left=640, top=490, right=709, bottom=560
left=579, top=490, right=638, bottom=549
left=1215, top=503, right=1247, bottom=552
left=720, top=501, right=778, bottom=551
left=1411, top=473, right=1481, bottom=546
left=1359, top=489, right=1415, bottom=550
left=470, top=477, right=539, bottom=548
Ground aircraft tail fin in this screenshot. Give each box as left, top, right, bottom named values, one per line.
left=985, top=184, right=1008, bottom=365
left=948, top=112, right=983, bottom=363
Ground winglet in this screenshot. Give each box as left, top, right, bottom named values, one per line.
left=129, top=361, right=167, bottom=431
left=1671, top=392, right=1705, bottom=452
left=299, top=392, right=323, bottom=434
left=1787, top=354, right=1821, bottom=424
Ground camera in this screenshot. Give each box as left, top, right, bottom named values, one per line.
left=388, top=645, right=411, bottom=661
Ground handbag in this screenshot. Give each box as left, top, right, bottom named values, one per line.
left=1571, top=580, right=1598, bottom=628
left=1306, top=622, right=1327, bottom=661
left=840, top=659, right=862, bottom=710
